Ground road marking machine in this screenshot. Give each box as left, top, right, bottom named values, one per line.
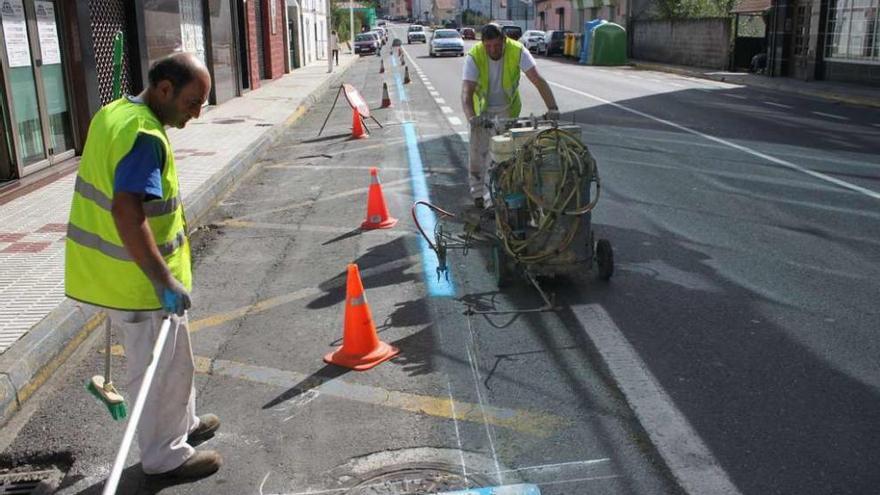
left=413, top=116, right=614, bottom=314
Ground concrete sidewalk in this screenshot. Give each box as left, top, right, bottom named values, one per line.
left=0, top=53, right=361, bottom=427
left=630, top=59, right=880, bottom=109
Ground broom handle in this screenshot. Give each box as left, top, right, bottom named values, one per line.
left=103, top=316, right=173, bottom=495
left=103, top=316, right=112, bottom=387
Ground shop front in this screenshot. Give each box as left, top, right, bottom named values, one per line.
left=0, top=0, right=74, bottom=181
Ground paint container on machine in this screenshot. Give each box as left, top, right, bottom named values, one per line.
left=503, top=193, right=529, bottom=240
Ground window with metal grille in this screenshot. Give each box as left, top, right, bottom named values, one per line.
left=825, top=0, right=879, bottom=63
left=88, top=0, right=134, bottom=105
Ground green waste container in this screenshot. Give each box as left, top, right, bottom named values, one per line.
left=590, top=23, right=627, bottom=66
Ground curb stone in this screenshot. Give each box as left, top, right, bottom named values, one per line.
left=0, top=57, right=359, bottom=429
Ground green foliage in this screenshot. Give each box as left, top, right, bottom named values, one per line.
left=462, top=9, right=488, bottom=26
left=656, top=0, right=736, bottom=19
left=330, top=1, right=369, bottom=43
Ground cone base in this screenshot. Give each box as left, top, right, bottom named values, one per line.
left=361, top=217, right=398, bottom=230
left=351, top=133, right=369, bottom=140
left=323, top=341, right=400, bottom=371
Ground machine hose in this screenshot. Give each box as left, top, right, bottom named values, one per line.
left=493, top=127, right=600, bottom=264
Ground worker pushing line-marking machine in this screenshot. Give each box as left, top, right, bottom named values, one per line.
left=413, top=116, right=614, bottom=315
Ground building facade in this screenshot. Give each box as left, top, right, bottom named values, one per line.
left=0, top=0, right=317, bottom=185
left=739, top=0, right=878, bottom=84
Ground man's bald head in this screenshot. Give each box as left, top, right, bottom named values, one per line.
left=148, top=52, right=210, bottom=95
left=144, top=52, right=211, bottom=128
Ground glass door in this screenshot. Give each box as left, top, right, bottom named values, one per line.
left=0, top=0, right=73, bottom=178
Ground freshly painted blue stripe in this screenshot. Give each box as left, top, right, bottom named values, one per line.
left=437, top=484, right=541, bottom=495
left=404, top=122, right=455, bottom=297
left=393, top=50, right=451, bottom=295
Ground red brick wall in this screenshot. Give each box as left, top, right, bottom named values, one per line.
left=246, top=0, right=286, bottom=90
left=246, top=0, right=261, bottom=90
left=263, top=0, right=286, bottom=79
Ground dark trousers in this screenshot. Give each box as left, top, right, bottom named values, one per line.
left=332, top=49, right=339, bottom=65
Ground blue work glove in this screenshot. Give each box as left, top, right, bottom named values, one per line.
left=155, top=278, right=191, bottom=316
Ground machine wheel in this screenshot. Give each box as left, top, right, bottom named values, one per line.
left=596, top=239, right=614, bottom=280
left=493, top=245, right=512, bottom=288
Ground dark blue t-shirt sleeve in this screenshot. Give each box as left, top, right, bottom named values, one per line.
left=113, top=133, right=165, bottom=201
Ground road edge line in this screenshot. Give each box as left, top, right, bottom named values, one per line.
left=572, top=304, right=742, bottom=495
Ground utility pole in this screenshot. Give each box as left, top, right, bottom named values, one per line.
left=327, top=0, right=334, bottom=72
left=349, top=0, right=355, bottom=52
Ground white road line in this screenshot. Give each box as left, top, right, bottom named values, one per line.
left=440, top=105, right=454, bottom=114
left=465, top=314, right=503, bottom=484
left=448, top=116, right=462, bottom=126
left=446, top=380, right=470, bottom=484
left=549, top=81, right=880, bottom=200
left=435, top=97, right=446, bottom=104
left=429, top=91, right=441, bottom=97
left=765, top=101, right=792, bottom=109
left=722, top=93, right=748, bottom=99
left=572, top=304, right=744, bottom=495
left=812, top=111, right=849, bottom=121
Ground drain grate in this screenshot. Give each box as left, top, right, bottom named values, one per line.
left=0, top=468, right=63, bottom=495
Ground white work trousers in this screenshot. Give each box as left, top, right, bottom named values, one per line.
left=108, top=309, right=199, bottom=474
left=468, top=108, right=508, bottom=201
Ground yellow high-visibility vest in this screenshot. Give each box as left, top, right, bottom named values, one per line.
left=469, top=38, right=523, bottom=118
left=65, top=98, right=191, bottom=310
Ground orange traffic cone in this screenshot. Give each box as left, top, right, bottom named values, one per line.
left=324, top=264, right=399, bottom=371
left=380, top=82, right=392, bottom=108
left=404, top=66, right=411, bottom=84
left=379, top=58, right=385, bottom=73
left=361, top=167, right=398, bottom=229
left=351, top=108, right=368, bottom=139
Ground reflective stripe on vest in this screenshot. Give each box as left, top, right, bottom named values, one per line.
left=67, top=223, right=187, bottom=261
left=469, top=38, right=523, bottom=118
left=74, top=175, right=181, bottom=217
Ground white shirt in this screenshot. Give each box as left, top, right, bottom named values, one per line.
left=462, top=45, right=536, bottom=110
left=330, top=34, right=339, bottom=50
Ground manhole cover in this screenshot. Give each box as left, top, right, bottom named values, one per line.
left=328, top=448, right=516, bottom=495
left=346, top=466, right=479, bottom=494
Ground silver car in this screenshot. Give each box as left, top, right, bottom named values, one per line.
left=429, top=29, right=464, bottom=57
left=522, top=30, right=545, bottom=52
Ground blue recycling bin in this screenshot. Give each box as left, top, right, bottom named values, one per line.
left=579, top=19, right=606, bottom=65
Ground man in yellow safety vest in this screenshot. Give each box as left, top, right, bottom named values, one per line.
left=461, top=23, right=560, bottom=208
left=65, top=53, right=222, bottom=479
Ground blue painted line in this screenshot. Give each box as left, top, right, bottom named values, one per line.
left=394, top=70, right=454, bottom=296
left=437, top=484, right=541, bottom=495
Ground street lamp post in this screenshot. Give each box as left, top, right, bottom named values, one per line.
left=349, top=0, right=355, bottom=53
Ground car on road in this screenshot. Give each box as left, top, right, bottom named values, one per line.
left=461, top=27, right=476, bottom=40
left=501, top=24, right=523, bottom=41
left=374, top=26, right=388, bottom=44
left=541, top=30, right=571, bottom=56
left=522, top=30, right=545, bottom=52
left=429, top=28, right=464, bottom=57
left=407, top=24, right=427, bottom=43
left=354, top=32, right=380, bottom=56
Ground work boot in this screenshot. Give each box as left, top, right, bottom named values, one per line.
left=189, top=414, right=221, bottom=445
left=153, top=450, right=222, bottom=479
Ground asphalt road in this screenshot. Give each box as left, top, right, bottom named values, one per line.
left=390, top=23, right=880, bottom=495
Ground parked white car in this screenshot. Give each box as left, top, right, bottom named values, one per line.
left=522, top=30, right=545, bottom=52
left=429, top=29, right=464, bottom=57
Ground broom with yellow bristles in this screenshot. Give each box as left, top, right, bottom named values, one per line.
left=84, top=31, right=128, bottom=422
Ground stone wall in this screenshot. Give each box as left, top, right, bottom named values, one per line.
left=632, top=18, right=731, bottom=69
